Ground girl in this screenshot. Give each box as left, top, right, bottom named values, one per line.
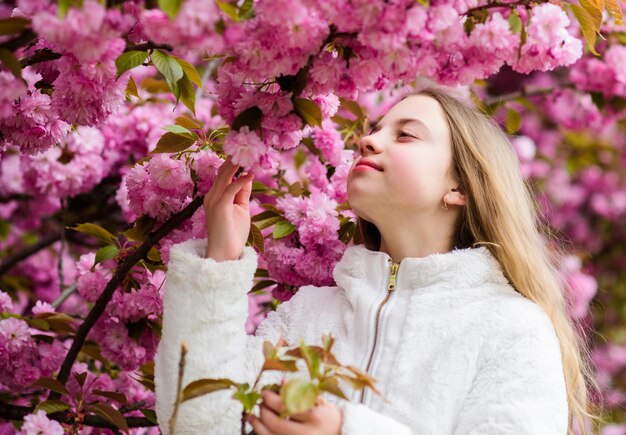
left=154, top=82, right=602, bottom=434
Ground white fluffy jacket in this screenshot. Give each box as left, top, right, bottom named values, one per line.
left=154, top=239, right=569, bottom=434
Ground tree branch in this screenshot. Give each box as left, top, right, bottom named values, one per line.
left=51, top=196, right=204, bottom=395
left=0, top=30, right=37, bottom=52
left=0, top=232, right=61, bottom=277
left=0, top=402, right=156, bottom=429
left=20, top=48, right=62, bottom=68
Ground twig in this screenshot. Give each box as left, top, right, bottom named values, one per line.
left=125, top=41, right=174, bottom=53
left=0, top=193, right=32, bottom=203
left=50, top=196, right=204, bottom=395
left=51, top=284, right=77, bottom=309
left=483, top=83, right=574, bottom=106
left=0, top=403, right=155, bottom=428
left=463, top=0, right=537, bottom=16
left=169, top=341, right=188, bottom=435
left=0, top=232, right=61, bottom=277
left=58, top=199, right=67, bottom=295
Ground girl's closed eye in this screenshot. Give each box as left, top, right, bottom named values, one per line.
left=398, top=130, right=418, bottom=139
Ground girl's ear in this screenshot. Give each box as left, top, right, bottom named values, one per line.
left=447, top=187, right=467, bottom=206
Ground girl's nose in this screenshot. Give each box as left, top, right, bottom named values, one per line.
left=358, top=134, right=381, bottom=155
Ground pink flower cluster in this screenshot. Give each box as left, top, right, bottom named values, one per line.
left=0, top=313, right=65, bottom=391
left=29, top=0, right=131, bottom=126
left=265, top=191, right=347, bottom=287
left=0, top=72, right=70, bottom=155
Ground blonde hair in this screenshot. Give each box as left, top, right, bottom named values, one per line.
left=354, top=82, right=606, bottom=434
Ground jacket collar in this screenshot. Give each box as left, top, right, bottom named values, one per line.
left=333, top=244, right=510, bottom=292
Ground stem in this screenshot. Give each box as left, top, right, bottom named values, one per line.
left=0, top=403, right=155, bottom=429
left=169, top=341, right=188, bottom=435
left=483, top=83, right=573, bottom=106
left=50, top=196, right=204, bottom=396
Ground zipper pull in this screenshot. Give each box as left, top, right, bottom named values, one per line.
left=388, top=261, right=399, bottom=292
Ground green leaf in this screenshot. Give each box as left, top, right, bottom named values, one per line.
left=26, top=318, right=49, bottom=331
left=94, top=245, right=119, bottom=266
left=239, top=0, right=255, bottom=20
left=319, top=377, right=348, bottom=400
left=250, top=279, right=276, bottom=293
left=116, top=50, right=149, bottom=78
left=580, top=0, right=603, bottom=31
left=57, top=0, right=76, bottom=18
left=0, top=48, right=22, bottom=79
left=300, top=343, right=320, bottom=379
left=175, top=116, right=203, bottom=130
left=182, top=378, right=237, bottom=402
left=280, top=378, right=318, bottom=416
left=247, top=222, right=265, bottom=253
left=73, top=372, right=87, bottom=387
left=93, top=390, right=128, bottom=405
left=262, top=359, right=299, bottom=372
left=91, top=403, right=129, bottom=434
left=172, top=56, right=202, bottom=88
left=151, top=50, right=184, bottom=92
left=69, top=223, right=117, bottom=245
left=252, top=210, right=282, bottom=222
left=124, top=216, right=155, bottom=243
left=338, top=220, right=356, bottom=245
left=177, top=73, right=196, bottom=115
left=33, top=377, right=70, bottom=396
left=255, top=215, right=283, bottom=231
left=293, top=98, right=322, bottom=127
left=339, top=98, right=364, bottom=119
left=216, top=0, right=239, bottom=22
left=232, top=389, right=262, bottom=413
left=570, top=4, right=599, bottom=55
left=34, top=399, right=70, bottom=414
left=163, top=124, right=197, bottom=138
left=0, top=17, right=30, bottom=36
left=272, top=220, right=296, bottom=239
left=151, top=132, right=197, bottom=154
left=505, top=108, right=522, bottom=135
left=604, top=0, right=623, bottom=23
left=158, top=0, right=183, bottom=18
left=126, top=76, right=140, bottom=99
left=140, top=408, right=158, bottom=424
left=232, top=106, right=263, bottom=131
left=508, top=10, right=522, bottom=33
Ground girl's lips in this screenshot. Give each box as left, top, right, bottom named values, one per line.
left=354, top=158, right=383, bottom=171
left=353, top=164, right=380, bottom=172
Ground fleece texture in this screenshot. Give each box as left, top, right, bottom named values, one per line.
left=154, top=239, right=569, bottom=434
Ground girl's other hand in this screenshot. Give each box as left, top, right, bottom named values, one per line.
left=204, top=157, right=254, bottom=262
left=248, top=390, right=342, bottom=435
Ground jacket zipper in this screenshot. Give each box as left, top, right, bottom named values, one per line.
left=359, top=258, right=399, bottom=404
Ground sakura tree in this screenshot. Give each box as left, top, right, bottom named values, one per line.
left=0, top=0, right=625, bottom=432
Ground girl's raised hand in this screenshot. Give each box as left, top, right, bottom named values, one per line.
left=204, top=157, right=254, bottom=262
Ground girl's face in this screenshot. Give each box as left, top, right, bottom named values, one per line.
left=347, top=95, right=457, bottom=222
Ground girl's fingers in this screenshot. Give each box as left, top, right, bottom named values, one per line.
left=261, top=390, right=313, bottom=423
left=222, top=173, right=254, bottom=205
left=210, top=157, right=239, bottom=198
left=259, top=405, right=302, bottom=435
left=233, top=173, right=254, bottom=206
left=248, top=415, right=273, bottom=435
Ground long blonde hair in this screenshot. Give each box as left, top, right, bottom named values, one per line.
left=354, top=83, right=606, bottom=434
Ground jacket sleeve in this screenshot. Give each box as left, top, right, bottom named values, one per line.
left=453, top=304, right=569, bottom=434
left=154, top=239, right=287, bottom=435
